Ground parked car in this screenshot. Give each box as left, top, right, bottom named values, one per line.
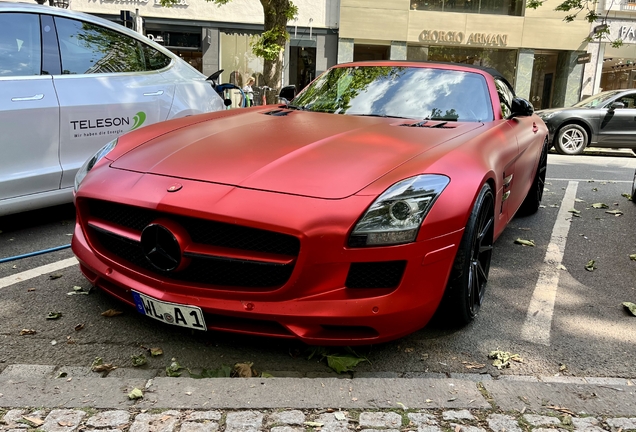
left=536, top=89, right=636, bottom=155
left=0, top=2, right=224, bottom=216
left=72, top=61, right=548, bottom=345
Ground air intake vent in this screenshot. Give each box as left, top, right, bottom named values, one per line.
left=263, top=109, right=292, bottom=116
left=400, top=120, right=456, bottom=128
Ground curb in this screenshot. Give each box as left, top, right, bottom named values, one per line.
left=1, top=365, right=635, bottom=415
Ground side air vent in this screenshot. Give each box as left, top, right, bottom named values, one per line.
left=263, top=109, right=292, bottom=116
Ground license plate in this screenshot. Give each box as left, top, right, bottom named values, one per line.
left=132, top=291, right=206, bottom=331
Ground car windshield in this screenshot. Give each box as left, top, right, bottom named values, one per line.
left=573, top=91, right=624, bottom=108
left=292, top=66, right=493, bottom=122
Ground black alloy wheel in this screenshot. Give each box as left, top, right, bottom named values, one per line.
left=441, top=183, right=495, bottom=325
left=518, top=139, right=548, bottom=215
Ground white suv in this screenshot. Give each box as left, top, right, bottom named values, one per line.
left=0, top=2, right=225, bottom=216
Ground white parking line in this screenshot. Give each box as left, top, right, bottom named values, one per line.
left=0, top=257, right=78, bottom=289
left=520, top=181, right=579, bottom=346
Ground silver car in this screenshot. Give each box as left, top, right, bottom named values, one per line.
left=0, top=2, right=225, bottom=216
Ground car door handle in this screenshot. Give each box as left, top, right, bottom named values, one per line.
left=143, top=90, right=164, bottom=96
left=532, top=122, right=539, bottom=133
left=11, top=94, right=44, bottom=102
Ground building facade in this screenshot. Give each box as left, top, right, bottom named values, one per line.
left=337, top=0, right=592, bottom=108
left=581, top=0, right=636, bottom=97
left=69, top=0, right=340, bottom=91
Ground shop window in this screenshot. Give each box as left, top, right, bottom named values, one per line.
left=220, top=32, right=263, bottom=89
left=410, top=0, right=523, bottom=15
left=354, top=44, right=390, bottom=61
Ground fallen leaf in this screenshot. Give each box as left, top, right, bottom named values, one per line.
left=334, top=412, right=346, bottom=421
left=74, top=323, right=85, bottom=331
left=606, top=209, right=623, bottom=216
left=22, top=417, right=44, bottom=427
left=131, top=354, right=147, bottom=367
left=585, top=260, right=597, bottom=272
left=622, top=302, right=636, bottom=316
left=557, top=264, right=567, bottom=270
left=575, top=198, right=585, bottom=203
left=166, top=358, right=184, bottom=377
left=425, top=399, right=433, bottom=403
left=58, top=421, right=73, bottom=427
left=19, top=329, right=36, bottom=335
left=559, top=363, right=567, bottom=371
left=261, top=372, right=274, bottom=378
left=591, top=203, right=609, bottom=209
left=56, top=372, right=68, bottom=379
left=150, top=347, right=163, bottom=356
left=630, top=254, right=636, bottom=261
left=27, top=288, right=36, bottom=292
left=592, top=188, right=598, bottom=192
left=622, top=193, right=632, bottom=200
left=234, top=362, right=257, bottom=378
left=488, top=350, right=523, bottom=369
left=462, top=361, right=486, bottom=369
left=91, top=357, right=117, bottom=373
left=547, top=406, right=576, bottom=416
left=49, top=274, right=63, bottom=280
left=101, top=309, right=123, bottom=317
left=404, top=347, right=414, bottom=353
left=568, top=209, right=581, bottom=214
left=304, top=422, right=324, bottom=427
left=46, top=312, right=62, bottom=320
left=351, top=397, right=358, bottom=401
left=514, top=238, right=535, bottom=247
left=128, top=388, right=143, bottom=400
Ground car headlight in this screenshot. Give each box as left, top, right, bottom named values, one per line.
left=349, top=174, right=450, bottom=247
left=74, top=138, right=118, bottom=192
left=537, top=111, right=558, bottom=120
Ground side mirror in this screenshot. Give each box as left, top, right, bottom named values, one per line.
left=510, top=97, right=534, bottom=118
left=609, top=101, right=625, bottom=111
left=279, top=85, right=297, bottom=103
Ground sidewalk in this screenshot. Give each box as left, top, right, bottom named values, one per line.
left=2, top=364, right=636, bottom=432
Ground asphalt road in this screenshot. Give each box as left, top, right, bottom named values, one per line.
left=1, top=150, right=636, bottom=380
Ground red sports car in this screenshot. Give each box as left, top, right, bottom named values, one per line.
left=72, top=61, right=548, bottom=345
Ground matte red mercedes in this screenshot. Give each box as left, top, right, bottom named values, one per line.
left=72, top=61, right=548, bottom=345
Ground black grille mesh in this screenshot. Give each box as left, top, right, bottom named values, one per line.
left=345, top=261, right=406, bottom=289
left=85, top=200, right=299, bottom=288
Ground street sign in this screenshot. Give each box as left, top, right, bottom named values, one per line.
left=577, top=52, right=592, bottom=64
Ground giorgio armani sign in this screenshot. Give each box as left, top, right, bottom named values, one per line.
left=419, top=29, right=508, bottom=46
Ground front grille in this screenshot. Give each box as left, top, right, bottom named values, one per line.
left=345, top=261, right=406, bottom=289
left=84, top=199, right=300, bottom=289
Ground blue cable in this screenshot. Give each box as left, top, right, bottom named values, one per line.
left=0, top=244, right=72, bottom=264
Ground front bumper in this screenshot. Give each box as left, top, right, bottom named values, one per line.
left=72, top=169, right=464, bottom=345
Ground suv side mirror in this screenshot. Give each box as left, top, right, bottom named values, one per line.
left=510, top=97, right=534, bottom=118
left=609, top=101, right=625, bottom=111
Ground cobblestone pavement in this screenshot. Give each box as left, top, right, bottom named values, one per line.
left=2, top=408, right=636, bottom=432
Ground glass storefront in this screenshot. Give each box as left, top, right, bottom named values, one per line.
left=406, top=45, right=518, bottom=84
left=409, top=0, right=523, bottom=15
left=600, top=59, right=636, bottom=90
left=220, top=32, right=264, bottom=88
left=528, top=51, right=558, bottom=110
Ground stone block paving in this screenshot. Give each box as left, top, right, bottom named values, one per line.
left=2, top=408, right=635, bottom=432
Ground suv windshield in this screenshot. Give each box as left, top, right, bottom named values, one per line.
left=292, top=66, right=493, bottom=122
left=573, top=90, right=623, bottom=108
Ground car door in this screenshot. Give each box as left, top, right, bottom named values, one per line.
left=52, top=16, right=175, bottom=189
left=0, top=12, right=61, bottom=201
left=597, top=92, right=636, bottom=146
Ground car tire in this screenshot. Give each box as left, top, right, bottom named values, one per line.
left=554, top=124, right=588, bottom=155
left=440, top=183, right=494, bottom=325
left=517, top=139, right=548, bottom=216
left=631, top=169, right=636, bottom=203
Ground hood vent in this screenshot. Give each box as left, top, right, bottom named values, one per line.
left=400, top=120, right=456, bottom=128
left=263, top=109, right=292, bottom=116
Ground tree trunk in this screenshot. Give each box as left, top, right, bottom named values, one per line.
left=260, top=0, right=289, bottom=104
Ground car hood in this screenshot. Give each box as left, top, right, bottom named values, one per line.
left=111, top=109, right=483, bottom=199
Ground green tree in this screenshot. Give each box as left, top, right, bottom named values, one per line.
left=160, top=0, right=298, bottom=101
left=526, top=0, right=623, bottom=47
